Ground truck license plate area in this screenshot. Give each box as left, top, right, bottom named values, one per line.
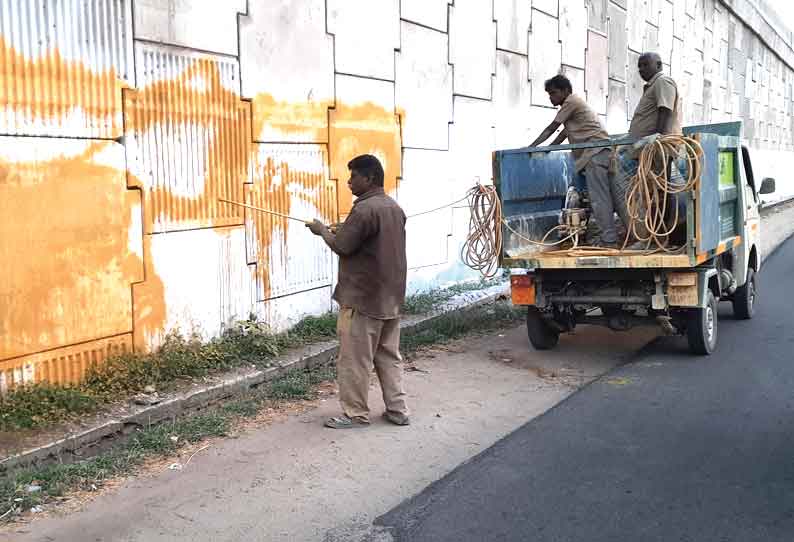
left=575, top=257, right=608, bottom=267
left=667, top=272, right=699, bottom=307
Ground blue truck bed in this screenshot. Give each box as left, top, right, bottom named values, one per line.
left=494, top=122, right=745, bottom=269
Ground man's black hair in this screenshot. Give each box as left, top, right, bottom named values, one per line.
left=347, top=154, right=385, bottom=187
left=544, top=74, right=573, bottom=94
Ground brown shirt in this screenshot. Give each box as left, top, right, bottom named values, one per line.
left=553, top=94, right=610, bottom=172
left=629, top=71, right=683, bottom=137
left=329, top=188, right=407, bottom=319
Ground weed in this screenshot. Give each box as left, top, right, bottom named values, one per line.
left=401, top=301, right=523, bottom=356
left=0, top=364, right=334, bottom=521
left=0, top=313, right=339, bottom=432
left=266, top=366, right=336, bottom=401
left=0, top=281, right=505, bottom=432
left=0, top=385, right=96, bottom=431
left=0, top=410, right=234, bottom=519
left=401, top=278, right=505, bottom=315
left=286, top=313, right=338, bottom=342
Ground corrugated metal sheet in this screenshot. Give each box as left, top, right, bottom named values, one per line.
left=0, top=334, right=132, bottom=391
left=246, top=144, right=335, bottom=300
left=0, top=136, right=141, bottom=362
left=0, top=0, right=133, bottom=138
left=125, top=43, right=249, bottom=233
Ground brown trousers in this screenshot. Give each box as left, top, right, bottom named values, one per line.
left=336, top=307, right=409, bottom=422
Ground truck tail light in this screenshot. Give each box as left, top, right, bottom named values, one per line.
left=510, top=274, right=536, bottom=306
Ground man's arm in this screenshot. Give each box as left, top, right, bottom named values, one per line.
left=655, top=107, right=673, bottom=134
left=311, top=224, right=338, bottom=251
left=530, top=121, right=562, bottom=147
left=306, top=209, right=371, bottom=256
left=550, top=128, right=568, bottom=145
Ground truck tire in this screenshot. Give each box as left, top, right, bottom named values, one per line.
left=732, top=268, right=756, bottom=320
left=526, top=307, right=560, bottom=350
left=687, top=290, right=718, bottom=355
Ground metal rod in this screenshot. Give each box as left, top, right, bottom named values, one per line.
left=218, top=198, right=311, bottom=224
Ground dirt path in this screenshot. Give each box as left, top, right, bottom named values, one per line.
left=3, top=324, right=656, bottom=542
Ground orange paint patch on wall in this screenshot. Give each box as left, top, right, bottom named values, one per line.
left=329, top=101, right=402, bottom=217
left=245, top=145, right=335, bottom=299
left=251, top=93, right=332, bottom=143
left=132, top=235, right=168, bottom=350
left=0, top=139, right=146, bottom=363
left=124, top=56, right=251, bottom=233
left=0, top=38, right=124, bottom=138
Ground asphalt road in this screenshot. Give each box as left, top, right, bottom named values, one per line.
left=377, top=236, right=794, bottom=542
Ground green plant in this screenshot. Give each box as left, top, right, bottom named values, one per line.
left=0, top=280, right=505, bottom=432
left=402, top=277, right=505, bottom=315
left=0, top=385, right=96, bottom=430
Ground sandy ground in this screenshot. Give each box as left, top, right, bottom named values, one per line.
left=2, top=324, right=657, bottom=542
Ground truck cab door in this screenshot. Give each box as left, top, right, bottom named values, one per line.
left=740, top=146, right=760, bottom=275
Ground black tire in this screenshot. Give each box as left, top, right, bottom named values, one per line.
left=526, top=306, right=560, bottom=350
left=687, top=290, right=718, bottom=355
left=732, top=268, right=756, bottom=320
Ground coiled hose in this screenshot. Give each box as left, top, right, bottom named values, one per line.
left=460, top=184, right=503, bottom=277
left=625, top=134, right=703, bottom=251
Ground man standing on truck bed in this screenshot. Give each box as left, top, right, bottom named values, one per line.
left=614, top=51, right=683, bottom=247
left=629, top=52, right=682, bottom=138
left=529, top=74, right=622, bottom=247
left=306, top=154, right=410, bottom=430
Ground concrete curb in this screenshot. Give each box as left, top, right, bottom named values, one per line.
left=760, top=201, right=794, bottom=261
left=0, top=284, right=509, bottom=475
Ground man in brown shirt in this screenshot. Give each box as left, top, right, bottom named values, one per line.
left=307, top=154, right=409, bottom=429
left=530, top=74, right=624, bottom=246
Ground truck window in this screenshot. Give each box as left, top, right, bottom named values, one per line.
left=741, top=146, right=758, bottom=201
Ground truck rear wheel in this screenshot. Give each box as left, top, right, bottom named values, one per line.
left=687, top=290, right=718, bottom=355
left=732, top=268, right=756, bottom=319
left=526, top=307, right=560, bottom=350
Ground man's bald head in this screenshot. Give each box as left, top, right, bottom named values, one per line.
left=638, top=52, right=663, bottom=82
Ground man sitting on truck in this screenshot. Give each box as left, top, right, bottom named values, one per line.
left=529, top=74, right=622, bottom=247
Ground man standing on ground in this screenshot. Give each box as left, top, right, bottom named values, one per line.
left=529, top=74, right=621, bottom=247
left=306, top=154, right=410, bottom=429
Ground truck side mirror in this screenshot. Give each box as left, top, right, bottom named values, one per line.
left=759, top=177, right=776, bottom=195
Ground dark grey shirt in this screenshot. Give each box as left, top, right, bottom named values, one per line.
left=329, top=188, right=407, bottom=319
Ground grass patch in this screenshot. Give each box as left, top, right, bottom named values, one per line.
left=0, top=385, right=96, bottom=431
left=401, top=277, right=505, bottom=315
left=0, top=280, right=506, bottom=433
left=401, top=301, right=524, bottom=356
left=0, top=364, right=336, bottom=522
left=0, top=409, right=232, bottom=520
left=267, top=366, right=336, bottom=401
left=0, top=314, right=339, bottom=433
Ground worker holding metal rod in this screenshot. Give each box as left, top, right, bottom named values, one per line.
left=306, top=154, right=410, bottom=430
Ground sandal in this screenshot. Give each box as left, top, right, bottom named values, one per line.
left=382, top=411, right=411, bottom=426
left=324, top=415, right=370, bottom=429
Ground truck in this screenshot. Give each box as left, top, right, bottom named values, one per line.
left=494, top=122, right=776, bottom=355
